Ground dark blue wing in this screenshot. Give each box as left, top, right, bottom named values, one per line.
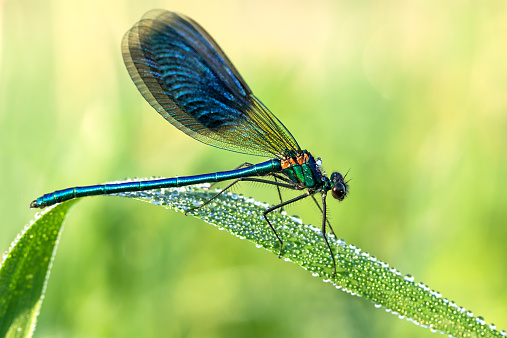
left=122, top=9, right=300, bottom=157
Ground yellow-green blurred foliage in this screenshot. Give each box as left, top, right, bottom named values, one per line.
left=1, top=1, right=506, bottom=337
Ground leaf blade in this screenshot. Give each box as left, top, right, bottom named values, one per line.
left=112, top=182, right=505, bottom=337
left=0, top=201, right=76, bottom=337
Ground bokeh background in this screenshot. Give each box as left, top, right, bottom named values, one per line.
left=1, top=0, right=506, bottom=337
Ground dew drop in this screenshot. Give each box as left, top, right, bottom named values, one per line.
left=476, top=316, right=486, bottom=325
left=404, top=274, right=415, bottom=282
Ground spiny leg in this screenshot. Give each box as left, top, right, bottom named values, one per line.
left=273, top=176, right=285, bottom=213
left=310, top=194, right=337, bottom=238
left=185, top=177, right=300, bottom=215
left=263, top=191, right=312, bottom=258
left=269, top=173, right=296, bottom=214
left=185, top=178, right=241, bottom=215
left=233, top=162, right=254, bottom=169
left=270, top=173, right=337, bottom=235
left=208, top=162, right=253, bottom=190
left=270, top=173, right=293, bottom=184
left=319, top=192, right=337, bottom=277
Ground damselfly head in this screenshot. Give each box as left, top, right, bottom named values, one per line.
left=330, top=172, right=348, bottom=201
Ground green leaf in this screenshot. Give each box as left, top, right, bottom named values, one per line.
left=0, top=201, right=76, bottom=338
left=112, top=182, right=505, bottom=337
left=2, top=181, right=504, bottom=337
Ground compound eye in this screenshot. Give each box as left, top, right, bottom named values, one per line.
left=330, top=172, right=343, bottom=182
left=331, top=182, right=347, bottom=201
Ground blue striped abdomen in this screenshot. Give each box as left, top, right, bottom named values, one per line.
left=31, top=159, right=281, bottom=208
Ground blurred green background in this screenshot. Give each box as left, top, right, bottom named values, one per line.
left=1, top=0, right=506, bottom=337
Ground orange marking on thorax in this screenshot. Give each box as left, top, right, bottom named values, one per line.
left=281, top=152, right=310, bottom=169
left=297, top=153, right=309, bottom=164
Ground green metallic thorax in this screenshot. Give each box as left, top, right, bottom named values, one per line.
left=281, top=151, right=324, bottom=190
